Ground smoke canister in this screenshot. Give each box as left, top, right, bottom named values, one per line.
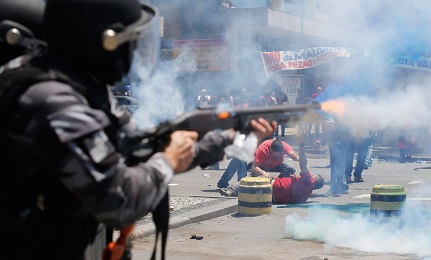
left=370, top=184, right=406, bottom=216
left=238, top=177, right=272, bottom=215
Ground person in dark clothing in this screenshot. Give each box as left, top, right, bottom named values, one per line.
left=345, top=127, right=373, bottom=183
left=273, top=85, right=288, bottom=138
left=0, top=0, right=275, bottom=259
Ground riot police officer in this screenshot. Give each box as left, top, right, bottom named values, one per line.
left=0, top=0, right=275, bottom=259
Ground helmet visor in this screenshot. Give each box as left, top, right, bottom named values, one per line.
left=116, top=3, right=160, bottom=80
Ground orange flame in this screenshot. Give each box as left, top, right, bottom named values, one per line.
left=321, top=99, right=345, bottom=116
left=217, top=111, right=231, bottom=120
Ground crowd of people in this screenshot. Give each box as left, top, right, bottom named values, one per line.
left=218, top=84, right=381, bottom=200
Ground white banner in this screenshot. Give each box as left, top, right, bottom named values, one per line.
left=261, top=47, right=352, bottom=77
left=395, top=56, right=431, bottom=72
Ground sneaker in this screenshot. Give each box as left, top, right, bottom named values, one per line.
left=341, top=189, right=349, bottom=194
left=219, top=185, right=238, bottom=197
left=354, top=177, right=364, bottom=183
left=219, top=188, right=233, bottom=196
left=322, top=190, right=341, bottom=197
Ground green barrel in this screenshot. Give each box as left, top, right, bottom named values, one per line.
left=370, top=184, right=406, bottom=216
left=238, top=177, right=272, bottom=216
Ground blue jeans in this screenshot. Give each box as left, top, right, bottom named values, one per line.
left=274, top=123, right=286, bottom=137
left=345, top=138, right=372, bottom=178
left=217, top=158, right=247, bottom=188
left=329, top=139, right=349, bottom=193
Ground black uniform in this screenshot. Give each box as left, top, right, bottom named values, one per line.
left=0, top=59, right=230, bottom=259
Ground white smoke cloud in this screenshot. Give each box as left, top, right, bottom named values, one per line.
left=130, top=0, right=431, bottom=137
left=131, top=59, right=186, bottom=128
left=339, top=86, right=431, bottom=131
left=285, top=195, right=431, bottom=258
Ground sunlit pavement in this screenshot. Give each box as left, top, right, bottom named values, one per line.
left=131, top=153, right=431, bottom=259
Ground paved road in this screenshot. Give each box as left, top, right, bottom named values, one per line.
left=130, top=154, right=431, bottom=260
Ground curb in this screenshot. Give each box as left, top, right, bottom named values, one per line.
left=128, top=199, right=238, bottom=240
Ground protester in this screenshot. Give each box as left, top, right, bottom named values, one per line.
left=215, top=89, right=258, bottom=186
left=345, top=126, right=373, bottom=183
left=197, top=88, right=213, bottom=108
left=398, top=127, right=415, bottom=163
left=220, top=138, right=299, bottom=197
left=323, top=115, right=350, bottom=197
left=235, top=88, right=250, bottom=107
left=309, top=86, right=323, bottom=142
left=272, top=142, right=324, bottom=203
left=311, top=86, right=323, bottom=99
left=220, top=136, right=324, bottom=203
left=258, top=89, right=277, bottom=107
left=0, top=0, right=275, bottom=258
left=216, top=157, right=247, bottom=188
left=273, top=85, right=288, bottom=138
left=219, top=89, right=235, bottom=107
left=250, top=139, right=299, bottom=178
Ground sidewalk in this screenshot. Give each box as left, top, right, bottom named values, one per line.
left=130, top=198, right=237, bottom=240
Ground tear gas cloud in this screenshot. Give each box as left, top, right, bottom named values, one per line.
left=131, top=0, right=431, bottom=134
left=127, top=2, right=431, bottom=257
left=130, top=0, right=431, bottom=134
left=285, top=185, right=431, bottom=258
left=131, top=58, right=185, bottom=128
left=311, top=0, right=431, bottom=152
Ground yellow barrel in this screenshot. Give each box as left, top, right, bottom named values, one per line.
left=238, top=177, right=272, bottom=216
left=370, top=184, right=406, bottom=216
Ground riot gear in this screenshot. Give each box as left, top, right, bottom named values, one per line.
left=44, top=0, right=160, bottom=85
left=0, top=0, right=45, bottom=66
left=0, top=0, right=273, bottom=259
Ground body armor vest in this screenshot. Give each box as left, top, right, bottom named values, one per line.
left=0, top=63, right=114, bottom=259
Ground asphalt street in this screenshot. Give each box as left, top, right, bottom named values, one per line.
left=129, top=143, right=431, bottom=260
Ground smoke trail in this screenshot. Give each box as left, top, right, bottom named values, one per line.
left=330, top=86, right=431, bottom=131
left=130, top=57, right=186, bottom=128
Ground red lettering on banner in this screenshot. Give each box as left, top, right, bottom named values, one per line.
left=287, top=60, right=312, bottom=69
left=262, top=52, right=281, bottom=67
left=267, top=62, right=286, bottom=74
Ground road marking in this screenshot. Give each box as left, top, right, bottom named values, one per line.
left=408, top=180, right=425, bottom=184
left=353, top=194, right=370, bottom=199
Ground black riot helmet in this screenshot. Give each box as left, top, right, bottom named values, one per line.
left=0, top=0, right=46, bottom=66
left=44, top=0, right=160, bottom=85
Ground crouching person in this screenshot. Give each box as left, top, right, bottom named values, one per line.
left=220, top=141, right=324, bottom=204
